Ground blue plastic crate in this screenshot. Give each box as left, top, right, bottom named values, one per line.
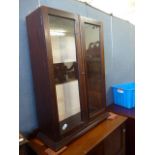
left=112, top=82, right=135, bottom=109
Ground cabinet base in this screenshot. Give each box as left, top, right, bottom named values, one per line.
left=37, top=112, right=109, bottom=151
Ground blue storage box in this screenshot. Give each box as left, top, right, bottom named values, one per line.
left=112, top=82, right=135, bottom=109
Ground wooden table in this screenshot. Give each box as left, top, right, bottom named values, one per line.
left=107, top=104, right=135, bottom=155
left=28, top=114, right=127, bottom=155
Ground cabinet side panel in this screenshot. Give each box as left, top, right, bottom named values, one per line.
left=26, top=8, right=59, bottom=140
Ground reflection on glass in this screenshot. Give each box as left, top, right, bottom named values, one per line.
left=84, top=23, right=103, bottom=116
left=49, top=15, right=81, bottom=128
left=49, top=15, right=77, bottom=63
left=54, top=62, right=78, bottom=84
left=56, top=81, right=80, bottom=121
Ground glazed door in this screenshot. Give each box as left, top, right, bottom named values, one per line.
left=48, top=12, right=85, bottom=135
left=80, top=17, right=106, bottom=119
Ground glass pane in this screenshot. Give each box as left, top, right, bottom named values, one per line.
left=49, top=16, right=77, bottom=63
left=84, top=23, right=103, bottom=116
left=49, top=15, right=81, bottom=133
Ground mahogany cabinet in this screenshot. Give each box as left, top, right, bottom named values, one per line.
left=107, top=104, right=135, bottom=155
left=26, top=6, right=108, bottom=151
left=87, top=124, right=126, bottom=155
